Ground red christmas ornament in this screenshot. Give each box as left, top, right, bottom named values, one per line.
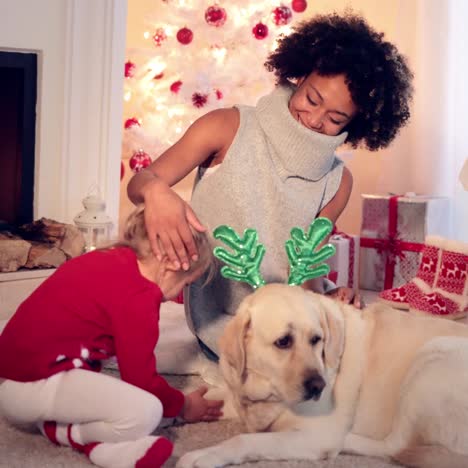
left=152, top=28, right=167, bottom=47
left=215, top=89, right=223, bottom=100
left=129, top=150, right=152, bottom=173
left=272, top=6, right=293, bottom=26
left=124, top=117, right=140, bottom=129
left=124, top=61, right=136, bottom=78
left=176, top=27, right=193, bottom=45
left=252, top=22, right=269, bottom=40
left=192, top=92, right=208, bottom=108
left=120, top=161, right=125, bottom=181
left=291, top=0, right=307, bottom=13
left=205, top=5, right=227, bottom=27
left=170, top=80, right=183, bottom=93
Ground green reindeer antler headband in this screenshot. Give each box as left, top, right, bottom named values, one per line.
left=213, top=217, right=336, bottom=288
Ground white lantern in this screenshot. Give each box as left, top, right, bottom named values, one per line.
left=74, top=194, right=113, bottom=252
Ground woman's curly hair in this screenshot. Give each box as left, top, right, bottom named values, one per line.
left=265, top=12, right=414, bottom=151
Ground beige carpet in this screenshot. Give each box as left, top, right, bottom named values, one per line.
left=0, top=372, right=400, bottom=468
left=0, top=298, right=401, bottom=467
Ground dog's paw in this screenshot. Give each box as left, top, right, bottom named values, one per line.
left=176, top=447, right=228, bottom=468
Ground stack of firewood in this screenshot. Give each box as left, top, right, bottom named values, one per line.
left=0, top=218, right=85, bottom=272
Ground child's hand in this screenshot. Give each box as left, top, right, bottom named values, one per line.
left=181, top=386, right=224, bottom=422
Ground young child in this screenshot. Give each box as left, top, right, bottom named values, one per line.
left=127, top=12, right=414, bottom=357
left=0, top=206, right=223, bottom=468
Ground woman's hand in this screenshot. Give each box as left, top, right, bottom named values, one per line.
left=181, top=386, right=224, bottom=423
left=142, top=177, right=206, bottom=270
left=127, top=110, right=238, bottom=269
left=327, top=287, right=364, bottom=309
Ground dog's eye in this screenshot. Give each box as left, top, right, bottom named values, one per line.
left=310, top=335, right=322, bottom=346
left=274, top=334, right=293, bottom=349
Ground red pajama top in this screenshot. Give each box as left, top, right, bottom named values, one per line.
left=0, top=247, right=184, bottom=418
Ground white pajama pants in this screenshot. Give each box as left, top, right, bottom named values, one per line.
left=0, top=369, right=163, bottom=444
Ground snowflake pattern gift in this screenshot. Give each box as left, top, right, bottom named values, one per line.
left=359, top=194, right=449, bottom=291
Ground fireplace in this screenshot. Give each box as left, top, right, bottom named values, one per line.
left=0, top=51, right=37, bottom=227
left=0, top=1, right=127, bottom=322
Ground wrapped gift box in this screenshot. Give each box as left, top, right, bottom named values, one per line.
left=326, top=233, right=360, bottom=289
left=359, top=194, right=449, bottom=291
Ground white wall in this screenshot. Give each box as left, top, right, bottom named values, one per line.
left=0, top=0, right=127, bottom=228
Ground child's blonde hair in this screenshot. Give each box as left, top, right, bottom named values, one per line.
left=121, top=205, right=216, bottom=282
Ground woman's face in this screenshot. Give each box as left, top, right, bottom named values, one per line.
left=289, top=72, right=358, bottom=136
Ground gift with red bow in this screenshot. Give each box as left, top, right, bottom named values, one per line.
left=325, top=231, right=360, bottom=289
left=359, top=194, right=449, bottom=291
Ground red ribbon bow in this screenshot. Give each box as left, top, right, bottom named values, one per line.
left=371, top=232, right=406, bottom=260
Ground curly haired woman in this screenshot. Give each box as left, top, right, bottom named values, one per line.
left=127, top=12, right=414, bottom=359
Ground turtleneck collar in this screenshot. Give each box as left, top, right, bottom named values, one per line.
left=255, top=84, right=347, bottom=181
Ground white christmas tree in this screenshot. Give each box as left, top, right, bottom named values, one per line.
left=122, top=0, right=308, bottom=175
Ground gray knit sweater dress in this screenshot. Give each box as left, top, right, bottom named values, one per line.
left=185, top=84, right=347, bottom=355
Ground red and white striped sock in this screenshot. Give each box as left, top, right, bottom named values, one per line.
left=88, top=436, right=173, bottom=468
left=39, top=421, right=172, bottom=467
left=39, top=421, right=72, bottom=446
left=39, top=420, right=86, bottom=447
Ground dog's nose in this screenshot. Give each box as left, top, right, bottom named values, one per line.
left=303, top=373, right=326, bottom=401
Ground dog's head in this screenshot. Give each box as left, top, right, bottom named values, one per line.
left=219, top=284, right=345, bottom=430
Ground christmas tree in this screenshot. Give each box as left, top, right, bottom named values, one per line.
left=121, top=0, right=308, bottom=177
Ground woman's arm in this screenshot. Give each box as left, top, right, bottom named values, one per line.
left=302, top=167, right=355, bottom=297
left=317, top=166, right=363, bottom=307
left=127, top=108, right=239, bottom=269
left=317, top=166, right=353, bottom=225
left=128, top=108, right=236, bottom=202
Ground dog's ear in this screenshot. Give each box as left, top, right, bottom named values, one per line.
left=319, top=297, right=345, bottom=369
left=219, top=296, right=252, bottom=388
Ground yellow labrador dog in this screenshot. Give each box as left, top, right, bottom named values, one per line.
left=177, top=284, right=468, bottom=468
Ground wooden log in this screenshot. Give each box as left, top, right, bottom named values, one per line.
left=0, top=219, right=85, bottom=271
left=0, top=239, right=31, bottom=272
left=59, top=224, right=85, bottom=258
left=25, top=242, right=67, bottom=269
left=18, top=218, right=85, bottom=257
left=18, top=218, right=66, bottom=244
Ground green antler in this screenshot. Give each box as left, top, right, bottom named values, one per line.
left=213, top=225, right=266, bottom=289
left=285, top=217, right=336, bottom=286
